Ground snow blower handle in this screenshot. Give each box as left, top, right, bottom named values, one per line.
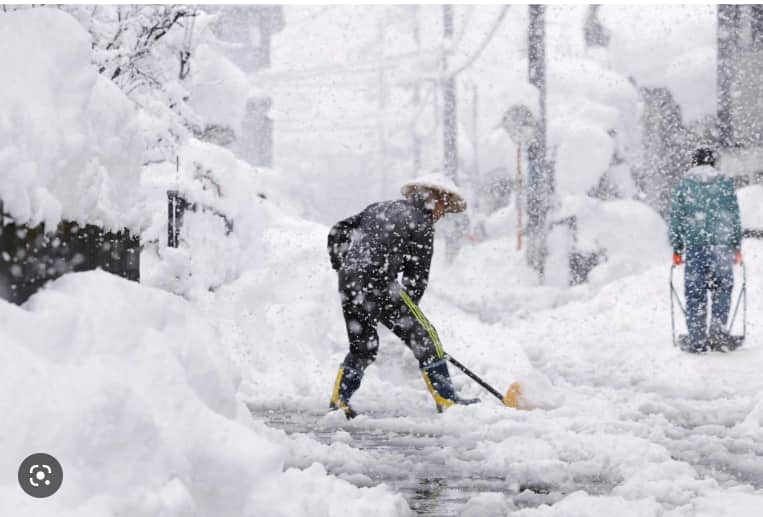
left=445, top=354, right=523, bottom=409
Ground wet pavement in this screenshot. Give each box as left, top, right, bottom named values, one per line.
left=250, top=386, right=763, bottom=516
left=250, top=405, right=592, bottom=516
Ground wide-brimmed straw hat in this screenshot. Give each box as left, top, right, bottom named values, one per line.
left=400, top=172, right=467, bottom=213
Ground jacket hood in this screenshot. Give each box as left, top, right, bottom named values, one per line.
left=685, top=164, right=721, bottom=183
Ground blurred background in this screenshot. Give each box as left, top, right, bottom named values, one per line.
left=2, top=4, right=763, bottom=298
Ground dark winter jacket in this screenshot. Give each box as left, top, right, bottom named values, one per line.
left=328, top=199, right=434, bottom=303
left=670, top=165, right=742, bottom=254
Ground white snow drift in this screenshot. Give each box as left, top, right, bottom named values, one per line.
left=0, top=8, right=143, bottom=231
left=0, top=8, right=411, bottom=517
left=0, top=272, right=410, bottom=517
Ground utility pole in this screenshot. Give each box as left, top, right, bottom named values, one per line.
left=442, top=5, right=458, bottom=180
left=412, top=5, right=422, bottom=174
left=377, top=12, right=388, bottom=198
left=717, top=5, right=738, bottom=150
left=526, top=4, right=551, bottom=279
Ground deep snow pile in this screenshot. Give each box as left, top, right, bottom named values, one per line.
left=140, top=137, right=296, bottom=296
left=0, top=272, right=410, bottom=517
left=0, top=8, right=412, bottom=516
left=433, top=197, right=671, bottom=321
left=601, top=5, right=716, bottom=123
left=0, top=8, right=144, bottom=230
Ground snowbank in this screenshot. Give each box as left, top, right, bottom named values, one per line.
left=601, top=5, right=717, bottom=123
left=140, top=138, right=297, bottom=295
left=558, top=197, right=670, bottom=285
left=427, top=196, right=669, bottom=324
left=548, top=58, right=639, bottom=198
left=0, top=8, right=143, bottom=230
left=0, top=271, right=409, bottom=516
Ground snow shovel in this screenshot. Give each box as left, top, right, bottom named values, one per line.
left=399, top=290, right=525, bottom=409
left=445, top=354, right=524, bottom=409
left=669, top=263, right=746, bottom=351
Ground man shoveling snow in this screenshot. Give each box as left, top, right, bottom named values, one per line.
left=326, top=172, right=479, bottom=418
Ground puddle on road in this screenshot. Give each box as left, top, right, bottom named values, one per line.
left=251, top=406, right=568, bottom=516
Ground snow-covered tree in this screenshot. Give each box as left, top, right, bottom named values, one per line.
left=63, top=5, right=201, bottom=163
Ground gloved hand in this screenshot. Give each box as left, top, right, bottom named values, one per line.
left=736, top=251, right=744, bottom=264
left=672, top=252, right=683, bottom=266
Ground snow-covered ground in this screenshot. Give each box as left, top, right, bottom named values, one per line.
left=237, top=230, right=763, bottom=516
left=184, top=182, right=760, bottom=516
left=4, top=187, right=761, bottom=515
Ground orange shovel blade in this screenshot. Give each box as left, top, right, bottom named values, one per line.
left=502, top=381, right=523, bottom=409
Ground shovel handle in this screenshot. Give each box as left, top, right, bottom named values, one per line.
left=445, top=354, right=505, bottom=402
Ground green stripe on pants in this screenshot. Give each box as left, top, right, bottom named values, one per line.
left=400, top=291, right=445, bottom=358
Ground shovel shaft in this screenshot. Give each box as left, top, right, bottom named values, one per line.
left=445, top=354, right=505, bottom=402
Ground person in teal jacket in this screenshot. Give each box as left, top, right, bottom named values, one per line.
left=670, top=147, right=743, bottom=352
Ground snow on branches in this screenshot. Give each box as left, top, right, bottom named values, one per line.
left=64, top=5, right=202, bottom=163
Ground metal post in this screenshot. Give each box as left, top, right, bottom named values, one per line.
left=718, top=5, right=738, bottom=149
left=167, top=190, right=185, bottom=248
left=443, top=4, right=458, bottom=179
left=527, top=4, right=550, bottom=279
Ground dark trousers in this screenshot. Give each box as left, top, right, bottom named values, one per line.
left=338, top=271, right=439, bottom=373
left=685, top=246, right=734, bottom=346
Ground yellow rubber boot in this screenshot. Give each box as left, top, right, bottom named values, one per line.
left=328, top=365, right=361, bottom=419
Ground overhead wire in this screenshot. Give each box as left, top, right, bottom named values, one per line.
left=261, top=6, right=510, bottom=87
left=447, top=6, right=510, bottom=78
left=450, top=6, right=475, bottom=54
left=271, top=7, right=509, bottom=137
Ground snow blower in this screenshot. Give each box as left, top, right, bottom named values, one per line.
left=670, top=263, right=746, bottom=352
